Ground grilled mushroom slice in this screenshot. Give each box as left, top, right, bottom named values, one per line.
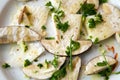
left=61, top=57, right=81, bottom=80
left=115, top=32, right=120, bottom=44
left=41, top=14, right=92, bottom=56
left=23, top=56, right=66, bottom=79
left=12, top=1, right=49, bottom=37
left=0, top=26, right=40, bottom=44
left=85, top=3, right=120, bottom=42
left=85, top=56, right=117, bottom=75
left=6, top=42, right=45, bottom=67
left=50, top=0, right=86, bottom=14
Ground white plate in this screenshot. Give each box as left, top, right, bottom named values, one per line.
left=0, top=0, right=120, bottom=80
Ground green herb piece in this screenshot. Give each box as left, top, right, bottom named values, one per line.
left=45, top=1, right=55, bottom=12
left=113, top=71, right=120, bottom=75
left=51, top=56, right=58, bottom=68
left=44, top=59, right=50, bottom=69
left=24, top=59, right=32, bottom=67
left=57, top=21, right=70, bottom=33
left=65, top=37, right=80, bottom=70
left=25, top=25, right=30, bottom=28
left=2, top=63, right=10, bottom=69
left=95, top=13, right=103, bottom=24
left=94, top=38, right=99, bottom=44
left=41, top=25, right=46, bottom=30
left=56, top=10, right=65, bottom=17
left=80, top=3, right=96, bottom=17
left=96, top=61, right=107, bottom=66
left=37, top=63, right=43, bottom=69
left=19, top=41, right=28, bottom=52
left=99, top=0, right=108, bottom=5
left=45, top=37, right=55, bottom=40
left=88, top=18, right=96, bottom=28
left=50, top=67, right=67, bottom=80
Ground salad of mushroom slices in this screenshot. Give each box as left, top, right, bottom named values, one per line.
left=0, top=0, right=120, bottom=80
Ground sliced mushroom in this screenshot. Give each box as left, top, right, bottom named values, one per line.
left=6, top=42, right=45, bottom=67
left=41, top=14, right=92, bottom=56
left=85, top=3, right=120, bottom=42
left=23, top=57, right=66, bottom=79
left=85, top=56, right=117, bottom=75
left=50, top=0, right=86, bottom=14
left=87, top=0, right=99, bottom=9
left=0, top=26, right=40, bottom=44
left=115, top=32, right=120, bottom=44
left=61, top=57, right=81, bottom=80
left=12, top=1, right=49, bottom=37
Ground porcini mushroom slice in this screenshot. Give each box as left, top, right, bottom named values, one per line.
left=115, top=32, right=120, bottom=44
left=41, top=40, right=92, bottom=56
left=23, top=57, right=66, bottom=79
left=12, top=1, right=49, bottom=37
left=87, top=0, right=99, bottom=9
left=6, top=42, right=45, bottom=67
left=0, top=26, right=40, bottom=44
left=50, top=0, right=86, bottom=14
left=85, top=56, right=117, bottom=75
left=41, top=14, right=92, bottom=56
left=85, top=3, right=120, bottom=42
left=61, top=57, right=81, bottom=80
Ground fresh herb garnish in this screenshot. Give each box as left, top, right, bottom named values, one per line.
left=65, top=37, right=80, bottom=70
left=96, top=61, right=107, bottom=66
left=80, top=3, right=97, bottom=17
left=50, top=67, right=67, bottom=80
left=51, top=55, right=58, bottom=68
left=2, top=63, right=11, bottom=69
left=56, top=21, right=70, bottom=32
left=45, top=37, right=55, bottom=40
left=19, top=41, right=28, bottom=52
left=99, top=0, right=108, bottom=5
left=41, top=25, right=46, bottom=30
left=45, top=1, right=55, bottom=12
left=94, top=38, right=99, bottom=44
left=37, top=63, right=43, bottom=69
left=44, top=59, right=50, bottom=69
left=113, top=71, right=120, bottom=74
left=88, top=13, right=103, bottom=28
left=24, top=59, right=32, bottom=67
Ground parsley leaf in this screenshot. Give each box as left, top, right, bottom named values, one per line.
left=96, top=61, right=107, bottom=66
left=57, top=21, right=70, bottom=33
left=24, top=59, right=32, bottom=67
left=37, top=63, right=43, bottom=69
left=45, top=37, right=55, bottom=40
left=50, top=67, right=67, bottom=80
left=65, top=37, right=80, bottom=70
left=2, top=63, right=11, bottom=69
left=80, top=3, right=96, bottom=17
left=88, top=18, right=96, bottom=28
left=51, top=56, right=58, bottom=68
left=99, top=0, right=108, bottom=5
left=41, top=25, right=46, bottom=30
left=45, top=1, right=55, bottom=12
left=95, top=13, right=103, bottom=24
left=94, top=38, right=99, bottom=44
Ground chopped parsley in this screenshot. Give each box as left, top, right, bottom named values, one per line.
left=65, top=37, right=80, bottom=70
left=99, top=0, right=108, bottom=5
left=113, top=71, right=120, bottom=75
left=24, top=59, right=32, bottom=67
left=88, top=13, right=103, bottom=28
left=45, top=37, right=55, bottom=40
left=50, top=67, right=67, bottom=80
left=51, top=55, right=58, bottom=68
left=37, top=63, right=43, bottom=69
left=2, top=63, right=11, bottom=69
left=45, top=1, right=55, bottom=12
left=94, top=38, right=99, bottom=44
left=41, top=25, right=46, bottom=30
left=56, top=21, right=70, bottom=33
left=96, top=61, right=107, bottom=66
left=44, top=59, right=50, bottom=69
left=80, top=3, right=97, bottom=17
left=19, top=41, right=28, bottom=52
